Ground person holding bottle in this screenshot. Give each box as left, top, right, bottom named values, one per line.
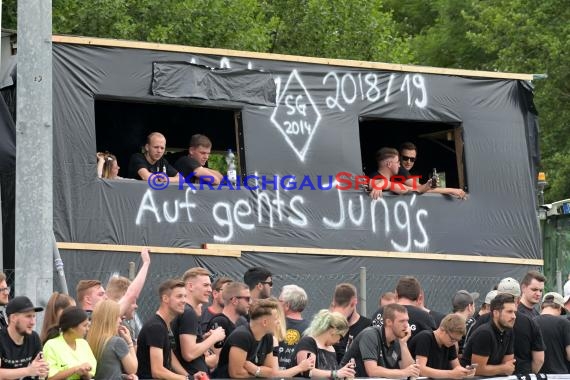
left=128, top=132, right=180, bottom=183
left=175, top=134, right=223, bottom=185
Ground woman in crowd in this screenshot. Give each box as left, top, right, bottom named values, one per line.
left=87, top=300, right=138, bottom=380
left=43, top=306, right=97, bottom=380
left=295, top=309, right=356, bottom=378
left=40, top=291, right=76, bottom=344
left=97, top=151, right=122, bottom=179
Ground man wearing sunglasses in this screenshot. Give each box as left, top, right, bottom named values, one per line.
left=399, top=142, right=467, bottom=200
left=244, top=267, right=273, bottom=303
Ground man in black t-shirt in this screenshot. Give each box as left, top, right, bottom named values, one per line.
left=200, top=276, right=233, bottom=333
left=214, top=298, right=280, bottom=378
left=207, top=282, right=250, bottom=350
left=277, top=284, right=309, bottom=369
left=136, top=279, right=190, bottom=380
left=0, top=296, right=48, bottom=380
left=461, top=293, right=516, bottom=376
left=128, top=132, right=180, bottom=183
left=464, top=277, right=545, bottom=374
left=409, top=314, right=474, bottom=378
left=534, top=292, right=570, bottom=374
left=175, top=134, right=223, bottom=185
left=340, top=303, right=419, bottom=378
left=371, top=276, right=436, bottom=340
left=331, top=283, right=372, bottom=364
left=172, top=267, right=225, bottom=375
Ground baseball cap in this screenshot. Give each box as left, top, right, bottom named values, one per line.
left=6, top=296, right=44, bottom=317
left=484, top=290, right=498, bottom=304
left=497, top=277, right=521, bottom=297
left=542, top=292, right=567, bottom=315
left=452, top=290, right=479, bottom=310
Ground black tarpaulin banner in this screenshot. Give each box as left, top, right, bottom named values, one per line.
left=152, top=61, right=276, bottom=106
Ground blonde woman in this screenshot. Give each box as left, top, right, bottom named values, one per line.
left=271, top=298, right=315, bottom=376
left=295, top=309, right=356, bottom=379
left=97, top=152, right=122, bottom=179
left=87, top=300, right=137, bottom=380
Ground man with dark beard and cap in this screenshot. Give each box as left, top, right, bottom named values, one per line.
left=461, top=293, right=516, bottom=376
left=0, top=296, right=49, bottom=379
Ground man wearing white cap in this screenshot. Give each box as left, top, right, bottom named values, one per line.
left=0, top=296, right=49, bottom=379
left=534, top=292, right=570, bottom=374
left=464, top=290, right=498, bottom=345
left=463, top=277, right=545, bottom=374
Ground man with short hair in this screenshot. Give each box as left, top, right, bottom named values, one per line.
left=465, top=277, right=544, bottom=374
left=214, top=299, right=279, bottom=378
left=172, top=267, right=225, bottom=375
left=518, top=270, right=545, bottom=318
left=175, top=134, right=223, bottom=185
left=369, top=147, right=430, bottom=199
left=200, top=276, right=233, bottom=332
left=371, top=276, right=436, bottom=340
left=397, top=142, right=467, bottom=199
left=332, top=283, right=371, bottom=364
left=461, top=293, right=516, bottom=376
left=243, top=267, right=273, bottom=302
left=277, top=285, right=309, bottom=369
left=0, top=272, right=10, bottom=330
left=207, top=282, right=250, bottom=346
left=106, top=247, right=151, bottom=322
left=76, top=279, right=107, bottom=315
left=136, top=279, right=189, bottom=380
left=128, top=131, right=179, bottom=182
left=464, top=290, right=497, bottom=349
left=451, top=290, right=479, bottom=357
left=0, top=296, right=49, bottom=379
left=534, top=292, right=570, bottom=374
left=409, top=314, right=475, bottom=378
left=340, top=303, right=419, bottom=378
left=379, top=291, right=396, bottom=307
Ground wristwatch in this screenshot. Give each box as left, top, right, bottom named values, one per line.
left=255, top=366, right=262, bottom=377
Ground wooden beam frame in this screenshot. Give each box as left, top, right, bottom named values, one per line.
left=57, top=242, right=241, bottom=257
left=51, top=35, right=534, bottom=81
left=56, top=242, right=542, bottom=265
left=204, top=243, right=542, bottom=266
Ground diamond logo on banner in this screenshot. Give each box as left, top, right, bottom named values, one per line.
left=270, top=70, right=321, bottom=162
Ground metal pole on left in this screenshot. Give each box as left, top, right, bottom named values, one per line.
left=15, top=0, right=53, bottom=326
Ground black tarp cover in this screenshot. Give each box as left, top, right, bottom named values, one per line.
left=50, top=42, right=541, bottom=261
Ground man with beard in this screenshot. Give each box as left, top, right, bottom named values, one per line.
left=464, top=277, right=544, bottom=374
left=0, top=296, right=49, bottom=379
left=207, top=282, right=250, bottom=349
left=340, top=303, right=419, bottom=378
left=172, top=267, right=225, bottom=375
left=243, top=267, right=273, bottom=303
left=136, top=279, right=189, bottom=380
left=332, top=283, right=371, bottom=364
left=175, top=134, right=223, bottom=185
left=461, top=293, right=517, bottom=376
left=0, top=272, right=10, bottom=330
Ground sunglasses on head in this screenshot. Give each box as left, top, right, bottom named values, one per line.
left=401, top=155, right=416, bottom=163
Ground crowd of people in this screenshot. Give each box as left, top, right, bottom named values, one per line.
left=0, top=261, right=569, bottom=379
left=97, top=132, right=467, bottom=201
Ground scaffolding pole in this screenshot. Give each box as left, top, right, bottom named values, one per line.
left=14, top=0, right=53, bottom=318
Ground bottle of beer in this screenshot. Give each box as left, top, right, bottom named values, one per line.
left=431, top=168, right=438, bottom=189
left=226, top=149, right=237, bottom=184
